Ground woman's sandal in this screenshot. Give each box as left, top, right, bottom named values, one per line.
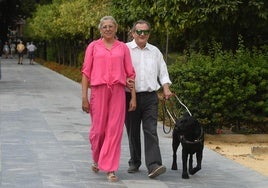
left=91, top=163, right=99, bottom=173
left=107, top=172, right=118, bottom=182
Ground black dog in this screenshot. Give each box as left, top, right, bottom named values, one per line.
left=171, top=113, right=204, bottom=179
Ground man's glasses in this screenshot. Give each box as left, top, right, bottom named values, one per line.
left=135, top=30, right=150, bottom=35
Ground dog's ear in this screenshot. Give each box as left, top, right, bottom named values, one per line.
left=174, top=118, right=180, bottom=130
left=174, top=117, right=184, bottom=131
left=174, top=116, right=187, bottom=131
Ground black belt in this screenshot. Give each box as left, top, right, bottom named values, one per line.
left=126, top=91, right=156, bottom=95
left=126, top=91, right=156, bottom=94
left=136, top=91, right=156, bottom=95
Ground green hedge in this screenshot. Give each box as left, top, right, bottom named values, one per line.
left=168, top=44, right=268, bottom=134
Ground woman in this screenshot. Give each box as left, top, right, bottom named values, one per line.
left=81, top=16, right=136, bottom=182
left=3, top=42, right=9, bottom=58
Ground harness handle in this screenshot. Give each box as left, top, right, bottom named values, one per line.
left=161, top=93, right=192, bottom=134
left=173, top=94, right=192, bottom=117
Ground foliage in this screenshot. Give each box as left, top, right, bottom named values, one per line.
left=28, top=0, right=111, bottom=40
left=24, top=0, right=268, bottom=68
left=111, top=0, right=268, bottom=51
left=27, top=3, right=59, bottom=40
left=20, top=0, right=38, bottom=18
left=26, top=0, right=112, bottom=66
left=169, top=40, right=268, bottom=133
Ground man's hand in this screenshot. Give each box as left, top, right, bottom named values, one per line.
left=163, top=84, right=173, bottom=99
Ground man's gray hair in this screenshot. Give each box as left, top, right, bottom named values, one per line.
left=131, top=20, right=151, bottom=32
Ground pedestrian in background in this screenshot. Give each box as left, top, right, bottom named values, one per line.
left=10, top=42, right=16, bottom=58
left=81, top=16, right=136, bottom=182
left=0, top=39, right=3, bottom=57
left=17, top=40, right=25, bottom=65
left=125, top=19, right=172, bottom=178
left=3, top=41, right=9, bottom=58
left=27, top=41, right=37, bottom=65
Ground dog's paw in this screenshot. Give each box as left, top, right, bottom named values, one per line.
left=189, top=167, right=201, bottom=175
left=182, top=173, right=189, bottom=179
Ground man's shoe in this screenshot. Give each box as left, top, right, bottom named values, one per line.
left=148, top=165, right=166, bottom=178
left=127, top=166, right=139, bottom=173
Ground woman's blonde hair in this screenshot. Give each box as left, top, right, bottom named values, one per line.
left=98, top=16, right=118, bottom=30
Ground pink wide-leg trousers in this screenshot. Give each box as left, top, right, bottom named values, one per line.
left=89, top=84, right=126, bottom=172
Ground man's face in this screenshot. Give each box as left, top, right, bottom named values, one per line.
left=132, top=23, right=150, bottom=48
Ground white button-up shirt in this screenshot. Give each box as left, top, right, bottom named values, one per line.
left=126, top=40, right=172, bottom=93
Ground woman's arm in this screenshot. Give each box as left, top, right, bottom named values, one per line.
left=128, top=83, right=136, bottom=111
left=82, top=74, right=90, bottom=113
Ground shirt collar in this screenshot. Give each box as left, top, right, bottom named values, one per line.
left=96, top=38, right=120, bottom=48
left=129, top=40, right=152, bottom=50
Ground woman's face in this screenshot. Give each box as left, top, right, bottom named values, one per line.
left=100, top=20, right=117, bottom=40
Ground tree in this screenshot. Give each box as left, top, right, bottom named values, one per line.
left=112, top=0, right=268, bottom=52
left=26, top=0, right=268, bottom=64
left=27, top=0, right=111, bottom=65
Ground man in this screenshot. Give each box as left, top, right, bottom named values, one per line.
left=17, top=41, right=25, bottom=65
left=125, top=20, right=172, bottom=178
left=27, top=42, right=37, bottom=65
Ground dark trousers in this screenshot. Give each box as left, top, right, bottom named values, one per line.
left=125, top=91, right=162, bottom=172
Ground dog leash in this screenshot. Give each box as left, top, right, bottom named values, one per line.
left=161, top=100, right=173, bottom=134
left=161, top=94, right=192, bottom=134
left=173, top=94, right=192, bottom=117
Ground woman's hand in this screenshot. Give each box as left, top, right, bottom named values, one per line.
left=128, top=97, right=136, bottom=111
left=126, top=78, right=135, bottom=90
left=82, top=97, right=90, bottom=113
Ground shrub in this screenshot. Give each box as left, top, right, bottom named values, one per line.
left=169, top=44, right=268, bottom=134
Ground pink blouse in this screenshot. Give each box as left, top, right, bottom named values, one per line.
left=82, top=39, right=135, bottom=87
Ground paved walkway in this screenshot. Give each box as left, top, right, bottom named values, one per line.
left=0, top=57, right=268, bottom=188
